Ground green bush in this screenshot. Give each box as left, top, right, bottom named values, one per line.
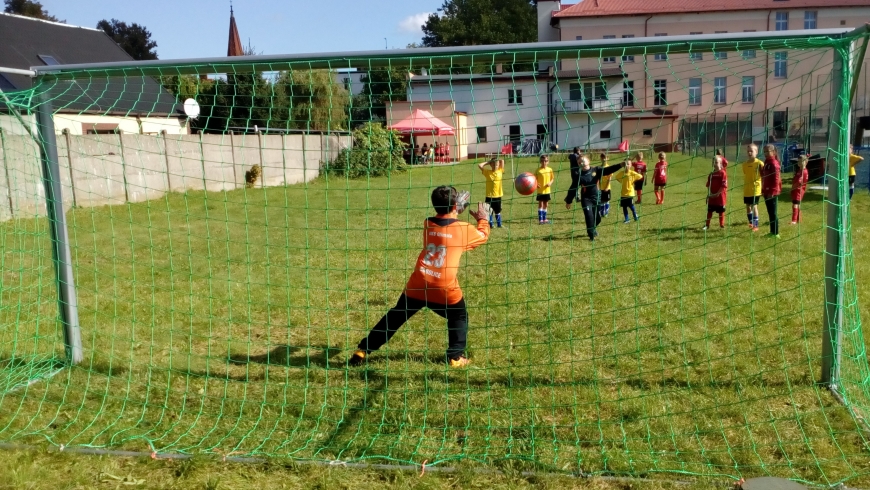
left=326, top=122, right=407, bottom=179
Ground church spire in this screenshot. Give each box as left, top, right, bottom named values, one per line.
left=227, top=3, right=243, bottom=57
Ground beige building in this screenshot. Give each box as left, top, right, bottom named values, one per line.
left=538, top=0, right=870, bottom=150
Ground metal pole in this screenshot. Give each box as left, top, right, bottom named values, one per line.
left=0, top=128, right=14, bottom=219
left=35, top=93, right=82, bottom=365
left=821, top=46, right=851, bottom=387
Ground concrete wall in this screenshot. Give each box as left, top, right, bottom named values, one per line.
left=0, top=130, right=350, bottom=221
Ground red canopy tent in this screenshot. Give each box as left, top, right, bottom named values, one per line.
left=388, top=109, right=455, bottom=136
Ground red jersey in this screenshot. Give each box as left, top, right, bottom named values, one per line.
left=404, top=216, right=490, bottom=305
left=706, top=170, right=728, bottom=207
left=791, top=168, right=808, bottom=202
left=761, top=157, right=782, bottom=197
left=721, top=157, right=729, bottom=169
left=653, top=161, right=668, bottom=185
left=633, top=161, right=647, bottom=180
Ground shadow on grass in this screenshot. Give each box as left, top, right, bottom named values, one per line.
left=227, top=344, right=342, bottom=370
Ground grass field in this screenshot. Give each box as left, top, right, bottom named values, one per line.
left=2, top=151, right=870, bottom=488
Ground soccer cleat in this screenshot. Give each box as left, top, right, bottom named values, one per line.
left=623, top=218, right=630, bottom=224
left=752, top=226, right=759, bottom=232
left=348, top=350, right=367, bottom=367
left=448, top=356, right=470, bottom=368
left=790, top=221, right=797, bottom=225
left=702, top=226, right=709, bottom=231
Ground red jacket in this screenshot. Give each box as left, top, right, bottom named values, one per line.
left=706, top=170, right=728, bottom=207
left=761, top=157, right=782, bottom=197
left=791, top=168, right=808, bottom=202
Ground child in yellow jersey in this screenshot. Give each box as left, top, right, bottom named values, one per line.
left=741, top=144, right=764, bottom=231
left=535, top=155, right=555, bottom=224
left=478, top=157, right=505, bottom=228
left=849, top=145, right=864, bottom=200
left=598, top=153, right=613, bottom=217
left=613, top=159, right=642, bottom=223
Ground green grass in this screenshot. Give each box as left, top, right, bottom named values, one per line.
left=2, top=152, right=870, bottom=488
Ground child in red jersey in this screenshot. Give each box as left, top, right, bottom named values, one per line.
left=790, top=155, right=809, bottom=225
left=704, top=156, right=728, bottom=230
left=761, top=144, right=782, bottom=238
left=349, top=186, right=490, bottom=368
left=632, top=152, right=648, bottom=204
left=653, top=152, right=668, bottom=204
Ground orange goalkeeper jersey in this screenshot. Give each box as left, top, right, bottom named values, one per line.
left=404, top=216, right=490, bottom=305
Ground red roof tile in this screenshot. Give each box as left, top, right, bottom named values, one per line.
left=554, top=0, right=870, bottom=18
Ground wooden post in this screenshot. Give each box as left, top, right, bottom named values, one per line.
left=116, top=130, right=130, bottom=203
left=199, top=131, right=207, bottom=191
left=161, top=130, right=172, bottom=192
left=280, top=133, right=288, bottom=185
left=62, top=129, right=78, bottom=207
left=0, top=128, right=14, bottom=219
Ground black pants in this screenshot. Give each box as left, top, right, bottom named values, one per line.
left=358, top=294, right=468, bottom=360
left=564, top=169, right=581, bottom=204
left=764, top=196, right=779, bottom=235
left=581, top=199, right=601, bottom=239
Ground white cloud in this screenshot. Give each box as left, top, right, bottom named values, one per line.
left=398, top=12, right=431, bottom=34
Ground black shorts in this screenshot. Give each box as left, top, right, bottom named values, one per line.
left=599, top=190, right=611, bottom=203
left=792, top=200, right=802, bottom=205
left=849, top=175, right=856, bottom=185
left=743, top=196, right=761, bottom=205
left=620, top=197, right=634, bottom=207
left=633, top=179, right=645, bottom=191
left=707, top=205, right=726, bottom=213
left=536, top=193, right=551, bottom=202
left=485, top=197, right=502, bottom=214
left=655, top=182, right=667, bottom=188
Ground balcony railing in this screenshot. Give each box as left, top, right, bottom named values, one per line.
left=555, top=98, right=625, bottom=113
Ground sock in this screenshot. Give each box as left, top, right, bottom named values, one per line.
left=605, top=203, right=610, bottom=215
left=538, top=210, right=543, bottom=221
left=747, top=213, right=753, bottom=224
left=496, top=214, right=502, bottom=227
left=719, top=213, right=725, bottom=227
left=797, top=208, right=801, bottom=223
left=542, top=210, right=547, bottom=221
left=705, top=211, right=712, bottom=227
left=489, top=215, right=493, bottom=227
left=660, top=189, right=665, bottom=204
left=850, top=187, right=855, bottom=200
left=792, top=208, right=798, bottom=223
left=637, top=190, right=642, bottom=202
left=753, top=214, right=759, bottom=227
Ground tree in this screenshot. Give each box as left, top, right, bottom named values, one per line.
left=421, top=0, right=537, bottom=47
left=97, top=19, right=158, bottom=61
left=3, top=0, right=62, bottom=22
left=326, top=122, right=406, bottom=179
left=353, top=66, right=410, bottom=126
left=280, top=70, right=350, bottom=131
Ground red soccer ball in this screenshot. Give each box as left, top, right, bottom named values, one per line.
left=514, top=172, right=538, bottom=196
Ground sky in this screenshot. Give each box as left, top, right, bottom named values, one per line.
left=38, top=0, right=445, bottom=61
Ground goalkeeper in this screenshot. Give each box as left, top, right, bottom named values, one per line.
left=349, top=186, right=490, bottom=368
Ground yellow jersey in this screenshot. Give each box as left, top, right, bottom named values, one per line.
left=482, top=168, right=504, bottom=198
left=598, top=173, right=612, bottom=191
left=614, top=169, right=642, bottom=198
left=850, top=154, right=863, bottom=177
left=741, top=158, right=764, bottom=197
left=535, top=167, right=554, bottom=195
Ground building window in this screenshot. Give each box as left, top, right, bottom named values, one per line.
left=642, top=129, right=653, bottom=137
left=774, top=51, right=788, bottom=78
left=623, top=81, right=635, bottom=108
left=536, top=124, right=548, bottom=139
left=622, top=34, right=635, bottom=62
left=742, top=76, right=755, bottom=103
left=509, top=125, right=522, bottom=142
left=714, top=77, right=727, bottom=104
left=805, top=11, right=817, bottom=29
left=38, top=54, right=60, bottom=65
left=603, top=35, right=616, bottom=63
left=600, top=130, right=611, bottom=139
left=688, top=78, right=702, bottom=106
left=508, top=89, right=523, bottom=105
left=569, top=83, right=582, bottom=101
left=476, top=127, right=487, bottom=143
left=689, top=32, right=703, bottom=61
left=654, top=79, right=667, bottom=106
left=714, top=31, right=727, bottom=59
left=743, top=30, right=757, bottom=59
left=775, top=12, right=788, bottom=31
left=654, top=33, right=668, bottom=61
left=576, top=35, right=583, bottom=40
left=811, top=117, right=824, bottom=131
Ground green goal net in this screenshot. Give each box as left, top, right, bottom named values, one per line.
left=1, top=28, right=869, bottom=486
